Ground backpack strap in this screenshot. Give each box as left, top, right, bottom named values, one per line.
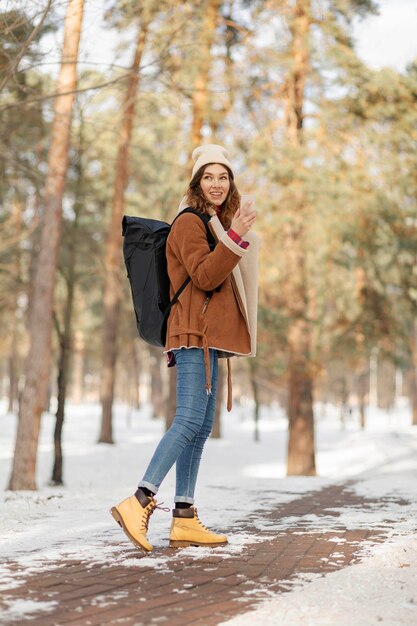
left=163, top=208, right=217, bottom=323
left=171, top=207, right=216, bottom=250
left=163, top=276, right=191, bottom=321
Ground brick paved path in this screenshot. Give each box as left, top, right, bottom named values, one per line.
left=1, top=481, right=408, bottom=626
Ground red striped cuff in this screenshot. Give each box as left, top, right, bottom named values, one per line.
left=227, top=229, right=250, bottom=249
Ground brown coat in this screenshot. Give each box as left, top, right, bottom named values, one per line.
left=165, top=211, right=259, bottom=407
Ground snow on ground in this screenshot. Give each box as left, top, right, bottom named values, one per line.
left=1, top=398, right=417, bottom=624
left=222, top=533, right=417, bottom=626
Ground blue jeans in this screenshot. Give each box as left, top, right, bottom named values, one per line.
left=138, top=348, right=218, bottom=504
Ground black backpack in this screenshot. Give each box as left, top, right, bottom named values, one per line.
left=122, top=208, right=216, bottom=347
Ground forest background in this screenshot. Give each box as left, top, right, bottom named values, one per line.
left=1, top=0, right=416, bottom=491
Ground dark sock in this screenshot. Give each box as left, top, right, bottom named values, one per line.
left=175, top=502, right=192, bottom=509
left=135, top=486, right=154, bottom=500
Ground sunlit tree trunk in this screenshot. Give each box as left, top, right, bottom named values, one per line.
left=377, top=357, right=395, bottom=410
left=409, top=323, right=417, bottom=426
left=131, top=340, right=141, bottom=410
left=8, top=311, right=19, bottom=414
left=150, top=346, right=164, bottom=418
left=189, top=0, right=221, bottom=156
left=209, top=1, right=238, bottom=138
left=98, top=12, right=150, bottom=443
left=8, top=0, right=84, bottom=491
left=248, top=359, right=260, bottom=442
left=8, top=196, right=22, bottom=414
left=51, top=129, right=84, bottom=485
left=52, top=278, right=74, bottom=485
left=355, top=259, right=369, bottom=429
left=71, top=326, right=85, bottom=404
left=283, top=0, right=316, bottom=476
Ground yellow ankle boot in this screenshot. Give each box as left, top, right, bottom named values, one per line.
left=169, top=507, right=228, bottom=548
left=110, top=491, right=156, bottom=552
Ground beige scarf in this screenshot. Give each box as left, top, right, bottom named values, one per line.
left=208, top=215, right=259, bottom=356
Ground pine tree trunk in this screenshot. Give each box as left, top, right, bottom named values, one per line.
left=210, top=1, right=236, bottom=138
left=98, top=13, right=150, bottom=444
left=53, top=324, right=70, bottom=485
left=357, top=366, right=368, bottom=429
left=248, top=360, right=260, bottom=442
left=7, top=196, right=22, bottom=414
left=408, top=370, right=417, bottom=426
left=286, top=341, right=316, bottom=474
left=51, top=288, right=75, bottom=485
left=71, top=327, right=84, bottom=404
left=377, top=357, right=395, bottom=410
left=284, top=0, right=316, bottom=476
left=52, top=139, right=83, bottom=485
left=8, top=324, right=19, bottom=414
left=339, top=375, right=348, bottom=430
left=409, top=325, right=417, bottom=426
left=131, top=340, right=141, bottom=410
left=355, top=256, right=368, bottom=429
left=189, top=0, right=221, bottom=154
left=150, top=347, right=164, bottom=418
left=8, top=0, right=84, bottom=491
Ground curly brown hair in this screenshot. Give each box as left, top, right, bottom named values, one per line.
left=185, top=164, right=240, bottom=229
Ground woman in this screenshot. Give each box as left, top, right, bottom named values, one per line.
left=111, top=144, right=258, bottom=552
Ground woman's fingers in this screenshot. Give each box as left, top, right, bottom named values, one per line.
left=242, top=201, right=253, bottom=214
left=244, top=211, right=257, bottom=225
left=231, top=207, right=256, bottom=236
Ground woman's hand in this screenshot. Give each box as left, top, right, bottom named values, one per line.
left=230, top=203, right=257, bottom=237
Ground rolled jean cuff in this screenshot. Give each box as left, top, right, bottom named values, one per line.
left=138, top=480, right=159, bottom=495
left=174, top=496, right=194, bottom=505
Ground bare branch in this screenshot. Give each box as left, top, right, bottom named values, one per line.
left=0, top=0, right=53, bottom=93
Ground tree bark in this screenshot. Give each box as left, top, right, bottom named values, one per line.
left=53, top=307, right=72, bottom=486
left=409, top=323, right=417, bottom=426
left=51, top=127, right=84, bottom=485
left=377, top=357, right=395, bottom=410
left=339, top=374, right=349, bottom=431
left=131, top=340, right=141, bottom=410
left=248, top=360, right=260, bottom=442
left=98, top=12, right=150, bottom=444
left=357, top=366, right=369, bottom=429
left=8, top=0, right=84, bottom=491
left=189, top=0, right=221, bottom=155
left=150, top=346, right=164, bottom=418
left=71, top=327, right=84, bottom=404
left=8, top=196, right=22, bottom=414
left=8, top=315, right=19, bottom=414
left=284, top=0, right=316, bottom=476
left=355, top=258, right=369, bottom=429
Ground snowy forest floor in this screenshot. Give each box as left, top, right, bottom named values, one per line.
left=1, top=400, right=417, bottom=625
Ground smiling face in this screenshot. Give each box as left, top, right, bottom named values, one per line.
left=199, top=163, right=231, bottom=207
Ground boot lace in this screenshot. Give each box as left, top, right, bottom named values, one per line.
left=194, top=508, right=210, bottom=532
left=140, top=500, right=170, bottom=532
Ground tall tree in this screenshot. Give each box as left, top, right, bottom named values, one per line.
left=98, top=6, right=152, bottom=443
left=281, top=0, right=316, bottom=475
left=244, top=0, right=378, bottom=472
left=51, top=110, right=86, bottom=485
left=5, top=197, right=22, bottom=413
left=8, top=0, right=84, bottom=490
left=189, top=0, right=222, bottom=153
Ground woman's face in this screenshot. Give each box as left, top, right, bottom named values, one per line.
left=199, top=164, right=230, bottom=207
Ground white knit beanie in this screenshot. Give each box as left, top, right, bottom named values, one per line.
left=191, top=144, right=234, bottom=178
